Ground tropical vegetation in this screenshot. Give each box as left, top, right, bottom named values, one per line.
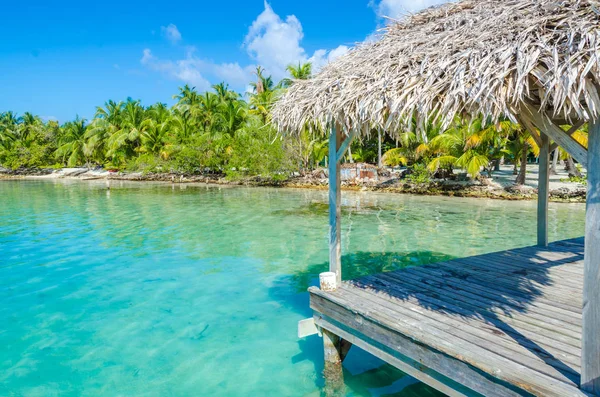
left=0, top=63, right=588, bottom=184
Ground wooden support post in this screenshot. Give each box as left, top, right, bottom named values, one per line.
left=522, top=103, right=588, bottom=167
left=328, top=124, right=343, bottom=285
left=319, top=273, right=351, bottom=397
left=378, top=129, right=382, bottom=168
left=582, top=119, right=600, bottom=394
left=322, top=329, right=345, bottom=397
left=537, top=132, right=550, bottom=247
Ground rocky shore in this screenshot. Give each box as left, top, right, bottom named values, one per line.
left=0, top=166, right=587, bottom=203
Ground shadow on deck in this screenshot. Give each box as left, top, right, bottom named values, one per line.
left=309, top=238, right=587, bottom=396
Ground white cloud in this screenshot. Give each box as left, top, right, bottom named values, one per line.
left=243, top=2, right=305, bottom=80
left=371, top=0, right=451, bottom=18
left=243, top=2, right=349, bottom=80
left=212, top=63, right=256, bottom=88
left=161, top=24, right=182, bottom=44
left=140, top=48, right=212, bottom=90
left=141, top=3, right=348, bottom=91
left=309, top=45, right=350, bottom=72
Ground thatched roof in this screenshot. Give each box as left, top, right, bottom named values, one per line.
left=272, top=0, right=600, bottom=135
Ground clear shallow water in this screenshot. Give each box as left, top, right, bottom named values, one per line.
left=0, top=180, right=586, bottom=397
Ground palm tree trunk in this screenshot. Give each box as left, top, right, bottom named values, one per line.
left=515, top=143, right=529, bottom=185
left=493, top=158, right=501, bottom=172
left=347, top=146, right=354, bottom=164
left=550, top=148, right=559, bottom=175
left=566, top=155, right=582, bottom=178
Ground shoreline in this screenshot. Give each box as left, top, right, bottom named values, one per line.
left=0, top=167, right=587, bottom=203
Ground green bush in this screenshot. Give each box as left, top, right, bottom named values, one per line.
left=125, top=153, right=167, bottom=173
left=226, top=124, right=291, bottom=179
left=406, top=163, right=432, bottom=184
left=561, top=175, right=587, bottom=185
left=0, top=141, right=55, bottom=170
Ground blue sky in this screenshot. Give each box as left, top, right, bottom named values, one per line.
left=0, top=0, right=447, bottom=122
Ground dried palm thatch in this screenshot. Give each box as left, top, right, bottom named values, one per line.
left=272, top=0, right=600, bottom=136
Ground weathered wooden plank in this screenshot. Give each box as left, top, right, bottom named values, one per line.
left=423, top=266, right=580, bottom=316
left=521, top=103, right=588, bottom=167
left=311, top=289, right=587, bottom=396
left=507, top=252, right=584, bottom=271
left=456, top=256, right=584, bottom=296
left=395, top=264, right=582, bottom=325
left=340, top=282, right=582, bottom=378
left=421, top=258, right=583, bottom=311
left=335, top=128, right=356, bottom=162
left=328, top=125, right=343, bottom=284
left=309, top=239, right=591, bottom=396
left=508, top=244, right=585, bottom=262
left=447, top=241, right=584, bottom=274
left=465, top=257, right=583, bottom=290
left=411, top=263, right=582, bottom=321
left=379, top=271, right=582, bottom=337
left=493, top=251, right=584, bottom=276
left=369, top=272, right=582, bottom=351
left=554, top=238, right=585, bottom=248
left=538, top=132, right=550, bottom=247
left=350, top=275, right=582, bottom=362
left=315, top=316, right=477, bottom=397
left=550, top=122, right=585, bottom=152
left=441, top=253, right=583, bottom=291
left=444, top=254, right=584, bottom=293
left=473, top=244, right=584, bottom=272
left=312, top=296, right=531, bottom=397
left=582, top=120, right=600, bottom=394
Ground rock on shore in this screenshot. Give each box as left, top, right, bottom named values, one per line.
left=0, top=166, right=587, bottom=202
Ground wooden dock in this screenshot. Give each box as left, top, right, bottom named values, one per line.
left=310, top=238, right=589, bottom=396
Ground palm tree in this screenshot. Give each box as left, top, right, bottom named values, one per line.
left=95, top=100, right=123, bottom=125
left=173, top=84, right=200, bottom=107
left=198, top=92, right=221, bottom=132
left=147, top=102, right=171, bottom=124
left=382, top=148, right=409, bottom=167
left=84, top=100, right=124, bottom=163
left=140, top=119, right=172, bottom=158
left=56, top=117, right=88, bottom=166
left=171, top=107, right=195, bottom=143
left=249, top=67, right=281, bottom=124
left=505, top=128, right=539, bottom=185
left=1, top=111, right=22, bottom=131
left=425, top=117, right=492, bottom=178
left=212, top=82, right=239, bottom=103
left=106, top=99, right=147, bottom=160
left=218, top=100, right=247, bottom=136
left=282, top=62, right=312, bottom=87
left=0, top=112, right=19, bottom=151
left=18, top=112, right=42, bottom=142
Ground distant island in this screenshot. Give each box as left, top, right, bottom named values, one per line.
left=0, top=63, right=588, bottom=201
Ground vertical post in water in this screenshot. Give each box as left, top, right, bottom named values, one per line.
left=328, top=124, right=343, bottom=286
left=582, top=119, right=600, bottom=394
left=537, top=132, right=549, bottom=247
left=377, top=129, right=382, bottom=168
left=322, top=329, right=345, bottom=397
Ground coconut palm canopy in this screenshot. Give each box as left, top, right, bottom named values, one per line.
left=272, top=0, right=600, bottom=136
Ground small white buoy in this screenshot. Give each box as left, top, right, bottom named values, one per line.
left=319, top=272, right=337, bottom=291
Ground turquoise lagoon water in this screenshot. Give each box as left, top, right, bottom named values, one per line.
left=0, top=180, right=586, bottom=396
